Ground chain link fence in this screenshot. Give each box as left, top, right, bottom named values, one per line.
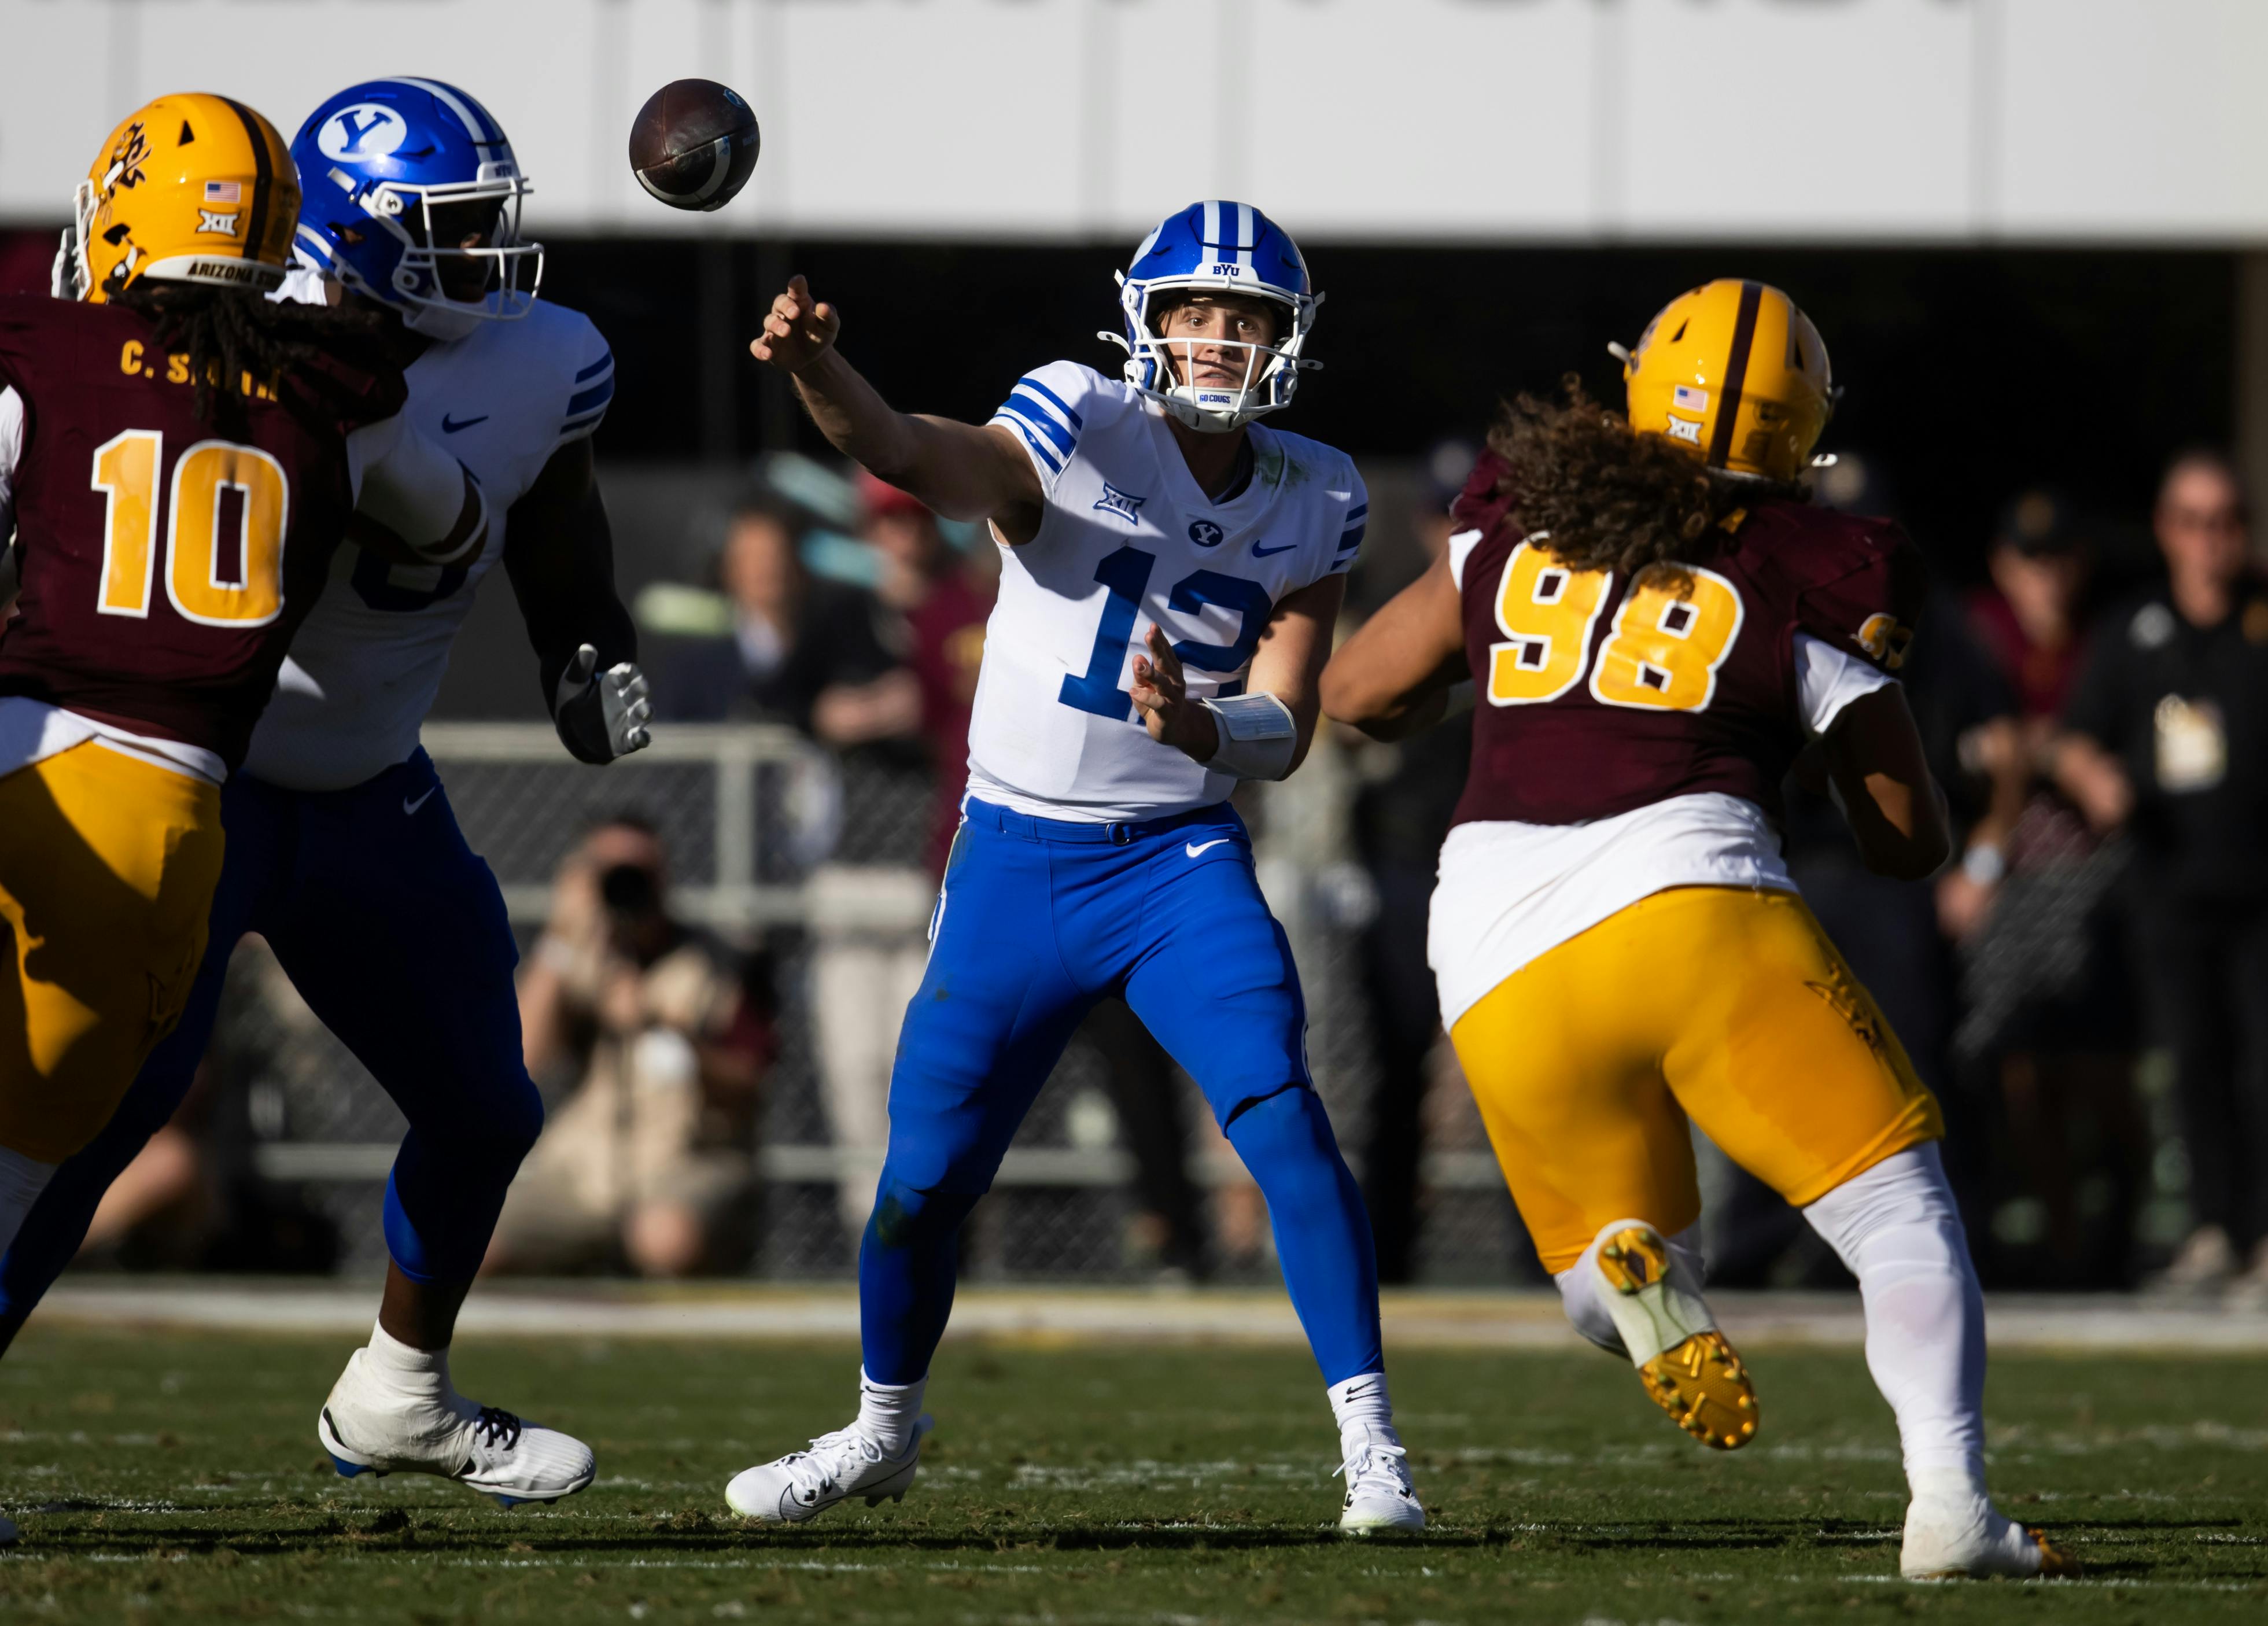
left=222, top=723, right=1528, bottom=1282
left=216, top=721, right=1524, bottom=1279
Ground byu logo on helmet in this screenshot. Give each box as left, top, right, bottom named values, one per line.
left=1105, top=200, right=1322, bottom=436
left=291, top=78, right=542, bottom=340
left=316, top=104, right=408, bottom=162
left=1189, top=519, right=1225, bottom=548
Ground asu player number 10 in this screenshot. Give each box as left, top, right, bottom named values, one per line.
left=0, top=94, right=480, bottom=1283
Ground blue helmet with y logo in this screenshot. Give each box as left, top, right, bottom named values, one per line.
left=290, top=78, right=541, bottom=339
left=1105, top=200, right=1320, bottom=434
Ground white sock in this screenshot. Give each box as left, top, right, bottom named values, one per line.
left=0, top=1146, right=57, bottom=1260
left=362, top=1321, right=459, bottom=1411
left=1328, top=1371, right=1394, bottom=1439
left=1802, top=1144, right=1989, bottom=1505
left=855, top=1368, right=925, bottom=1456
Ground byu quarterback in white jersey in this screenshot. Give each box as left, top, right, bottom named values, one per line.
left=249, top=273, right=617, bottom=788
left=725, top=201, right=1423, bottom=1539
left=969, top=358, right=1365, bottom=820
left=0, top=79, right=645, bottom=1514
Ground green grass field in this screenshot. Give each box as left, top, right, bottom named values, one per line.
left=3, top=1323, right=2265, bottom=1623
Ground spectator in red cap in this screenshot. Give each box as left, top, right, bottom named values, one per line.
left=860, top=473, right=994, bottom=873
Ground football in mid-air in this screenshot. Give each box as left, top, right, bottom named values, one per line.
left=628, top=79, right=759, bottom=212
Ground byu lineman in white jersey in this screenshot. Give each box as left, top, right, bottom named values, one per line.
left=724, top=201, right=1423, bottom=1533
left=0, top=79, right=648, bottom=1511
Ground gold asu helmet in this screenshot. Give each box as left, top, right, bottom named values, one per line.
left=71, top=93, right=299, bottom=302
left=1613, top=279, right=1837, bottom=482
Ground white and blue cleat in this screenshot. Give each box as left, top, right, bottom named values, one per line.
left=1336, top=1424, right=1426, bottom=1534
left=317, top=1351, right=594, bottom=1510
left=725, top=1415, right=934, bottom=1525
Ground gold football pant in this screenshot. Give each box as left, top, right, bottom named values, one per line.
left=1449, top=885, right=1942, bottom=1274
left=0, top=742, right=224, bottom=1164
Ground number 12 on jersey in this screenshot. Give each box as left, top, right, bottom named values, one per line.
left=90, top=428, right=289, bottom=628
left=1059, top=545, right=1273, bottom=720
left=1487, top=541, right=1743, bottom=714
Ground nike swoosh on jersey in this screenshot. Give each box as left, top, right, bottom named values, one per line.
left=1185, top=839, right=1232, bottom=858
left=403, top=787, right=438, bottom=815
left=1251, top=541, right=1297, bottom=557
left=441, top=413, right=489, bottom=433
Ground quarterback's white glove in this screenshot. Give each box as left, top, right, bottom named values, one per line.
left=553, top=643, right=652, bottom=764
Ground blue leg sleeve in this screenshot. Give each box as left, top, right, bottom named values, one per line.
left=857, top=1178, right=984, bottom=1385
left=1225, top=1085, right=1385, bottom=1385
left=1120, top=832, right=1384, bottom=1385
left=856, top=817, right=1088, bottom=1382
left=272, top=755, right=541, bottom=1284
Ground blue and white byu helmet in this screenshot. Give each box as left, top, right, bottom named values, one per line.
left=291, top=78, right=541, bottom=339
left=1106, top=200, right=1321, bottom=434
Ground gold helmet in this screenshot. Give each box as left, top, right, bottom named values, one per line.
left=1614, top=279, right=1836, bottom=482
left=71, top=93, right=299, bottom=303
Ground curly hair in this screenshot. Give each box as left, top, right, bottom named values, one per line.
left=112, top=284, right=386, bottom=436
left=1488, top=377, right=1809, bottom=576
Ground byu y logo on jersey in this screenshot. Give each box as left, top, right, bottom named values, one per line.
left=1188, top=519, right=1225, bottom=548
left=317, top=104, right=408, bottom=162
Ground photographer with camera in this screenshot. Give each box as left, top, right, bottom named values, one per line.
left=488, top=816, right=772, bottom=1277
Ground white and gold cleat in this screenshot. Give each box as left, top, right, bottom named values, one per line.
left=1592, top=1220, right=1758, bottom=1451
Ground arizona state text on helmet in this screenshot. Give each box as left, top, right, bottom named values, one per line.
left=74, top=94, right=298, bottom=301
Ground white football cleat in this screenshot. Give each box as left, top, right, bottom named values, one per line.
left=1592, top=1220, right=1758, bottom=1451
left=1336, top=1423, right=1425, bottom=1534
left=725, top=1414, right=934, bottom=1525
left=1901, top=1495, right=2078, bottom=1580
left=318, top=1348, right=595, bottom=1509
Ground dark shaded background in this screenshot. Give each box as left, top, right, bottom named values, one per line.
left=3, top=230, right=2237, bottom=713
left=555, top=237, right=2235, bottom=576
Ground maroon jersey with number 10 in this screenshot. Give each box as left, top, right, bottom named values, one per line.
left=1448, top=450, right=1926, bottom=830
left=0, top=293, right=404, bottom=770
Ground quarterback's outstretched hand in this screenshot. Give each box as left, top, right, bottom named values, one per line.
left=1130, top=624, right=1220, bottom=764
left=554, top=643, right=652, bottom=764
left=749, top=275, right=840, bottom=374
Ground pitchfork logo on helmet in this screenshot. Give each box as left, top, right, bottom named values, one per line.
left=290, top=78, right=542, bottom=339
left=65, top=94, right=299, bottom=302
left=1103, top=200, right=1322, bottom=434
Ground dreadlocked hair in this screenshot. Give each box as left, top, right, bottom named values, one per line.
left=111, top=283, right=386, bottom=436
left=1488, top=377, right=1810, bottom=577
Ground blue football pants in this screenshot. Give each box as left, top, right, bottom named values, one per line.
left=0, top=750, right=541, bottom=1324
left=859, top=797, right=1384, bottom=1387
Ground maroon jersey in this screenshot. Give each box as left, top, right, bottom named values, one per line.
left=0, top=294, right=403, bottom=769
left=1450, top=451, right=1924, bottom=829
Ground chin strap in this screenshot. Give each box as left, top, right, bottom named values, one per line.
left=1200, top=692, right=1297, bottom=781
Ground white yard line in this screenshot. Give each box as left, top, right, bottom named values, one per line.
left=27, top=1282, right=2268, bottom=1352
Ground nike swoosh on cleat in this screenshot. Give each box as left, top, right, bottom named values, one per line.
left=441, top=413, right=489, bottom=433
left=1251, top=541, right=1297, bottom=556
left=1185, top=839, right=1231, bottom=858
left=403, top=787, right=437, bottom=816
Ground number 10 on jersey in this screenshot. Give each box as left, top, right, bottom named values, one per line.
left=90, top=429, right=290, bottom=628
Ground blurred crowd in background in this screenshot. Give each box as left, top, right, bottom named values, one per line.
left=56, top=433, right=2268, bottom=1306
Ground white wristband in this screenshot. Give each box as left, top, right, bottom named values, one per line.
left=1200, top=692, right=1297, bottom=781
left=1961, top=843, right=2007, bottom=886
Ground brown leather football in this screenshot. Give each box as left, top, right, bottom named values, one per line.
left=628, top=80, right=759, bottom=213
